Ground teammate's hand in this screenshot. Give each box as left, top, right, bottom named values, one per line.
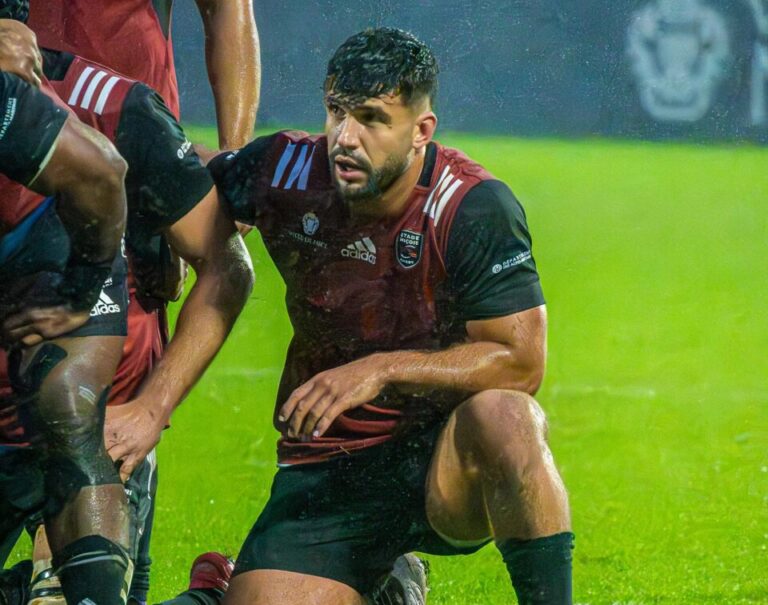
left=0, top=19, right=43, bottom=88
left=1, top=306, right=90, bottom=346
left=105, top=397, right=166, bottom=482
left=279, top=354, right=390, bottom=440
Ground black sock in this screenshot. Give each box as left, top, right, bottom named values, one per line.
left=156, top=588, right=225, bottom=605
left=54, top=535, right=132, bottom=605
left=496, top=532, right=574, bottom=605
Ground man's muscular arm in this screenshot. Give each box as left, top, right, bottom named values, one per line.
left=195, top=0, right=260, bottom=149
left=105, top=187, right=253, bottom=480
left=281, top=305, right=547, bottom=440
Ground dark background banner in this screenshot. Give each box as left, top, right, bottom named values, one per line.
left=173, top=0, right=768, bottom=143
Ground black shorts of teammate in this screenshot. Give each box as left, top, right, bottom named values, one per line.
left=0, top=199, right=128, bottom=338
left=234, top=421, right=491, bottom=595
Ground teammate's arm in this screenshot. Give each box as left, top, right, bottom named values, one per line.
left=105, top=188, right=253, bottom=479
left=32, top=116, right=127, bottom=271
left=100, top=87, right=253, bottom=478
left=195, top=0, right=260, bottom=149
left=0, top=19, right=43, bottom=87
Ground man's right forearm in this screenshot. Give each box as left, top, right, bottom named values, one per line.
left=196, top=0, right=260, bottom=149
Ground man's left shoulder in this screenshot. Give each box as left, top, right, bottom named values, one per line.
left=436, top=143, right=497, bottom=184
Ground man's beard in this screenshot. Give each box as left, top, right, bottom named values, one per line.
left=330, top=150, right=409, bottom=203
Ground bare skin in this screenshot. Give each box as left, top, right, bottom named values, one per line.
left=0, top=20, right=43, bottom=87
left=104, top=186, right=253, bottom=481
left=225, top=90, right=571, bottom=603
left=225, top=571, right=366, bottom=605
left=195, top=0, right=260, bottom=149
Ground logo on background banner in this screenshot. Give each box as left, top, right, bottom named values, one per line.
left=396, top=230, right=424, bottom=269
left=302, top=212, right=320, bottom=236
left=627, top=0, right=731, bottom=122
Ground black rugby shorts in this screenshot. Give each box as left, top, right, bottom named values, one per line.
left=234, top=421, right=490, bottom=594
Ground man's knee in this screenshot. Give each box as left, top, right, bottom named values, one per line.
left=33, top=371, right=121, bottom=506
left=455, top=390, right=549, bottom=458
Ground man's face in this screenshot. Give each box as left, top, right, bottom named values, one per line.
left=325, top=92, right=420, bottom=203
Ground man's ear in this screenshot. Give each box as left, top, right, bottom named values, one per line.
left=413, top=111, right=437, bottom=150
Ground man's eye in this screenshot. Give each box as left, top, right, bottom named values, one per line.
left=328, top=104, right=345, bottom=118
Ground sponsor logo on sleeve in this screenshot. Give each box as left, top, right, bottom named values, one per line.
left=396, top=229, right=423, bottom=269
left=0, top=97, right=17, bottom=141
left=176, top=138, right=192, bottom=159
left=491, top=250, right=532, bottom=275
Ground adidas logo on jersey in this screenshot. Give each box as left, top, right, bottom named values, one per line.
left=341, top=237, right=377, bottom=264
left=90, top=290, right=121, bottom=316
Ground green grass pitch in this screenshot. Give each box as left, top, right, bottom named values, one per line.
left=11, top=127, right=768, bottom=604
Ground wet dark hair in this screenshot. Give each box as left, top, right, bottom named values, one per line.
left=325, top=28, right=438, bottom=108
left=0, top=0, right=29, bottom=22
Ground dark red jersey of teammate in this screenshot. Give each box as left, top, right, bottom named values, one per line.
left=212, top=131, right=544, bottom=464
left=28, top=0, right=179, bottom=118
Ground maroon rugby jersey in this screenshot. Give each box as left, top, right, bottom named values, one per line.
left=29, top=0, right=180, bottom=118
left=211, top=131, right=545, bottom=464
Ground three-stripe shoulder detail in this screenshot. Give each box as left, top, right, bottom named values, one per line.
left=67, top=67, right=123, bottom=115
left=423, top=165, right=464, bottom=226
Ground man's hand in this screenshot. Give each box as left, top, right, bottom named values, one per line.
left=104, top=397, right=166, bottom=482
left=279, top=354, right=390, bottom=440
left=0, top=19, right=43, bottom=87
left=2, top=305, right=90, bottom=346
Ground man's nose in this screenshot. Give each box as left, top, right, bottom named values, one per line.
left=337, top=115, right=362, bottom=149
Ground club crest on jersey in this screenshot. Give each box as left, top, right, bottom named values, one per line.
left=341, top=237, right=377, bottom=264
left=396, top=230, right=423, bottom=269
left=302, top=212, right=320, bottom=236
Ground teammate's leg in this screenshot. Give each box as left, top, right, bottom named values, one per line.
left=127, top=451, right=158, bottom=605
left=12, top=335, right=132, bottom=605
left=224, top=570, right=365, bottom=605
left=425, top=389, right=573, bottom=605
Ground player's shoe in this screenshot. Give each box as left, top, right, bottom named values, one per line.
left=368, top=554, right=429, bottom=605
left=0, top=559, right=32, bottom=605
left=188, top=552, right=235, bottom=592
